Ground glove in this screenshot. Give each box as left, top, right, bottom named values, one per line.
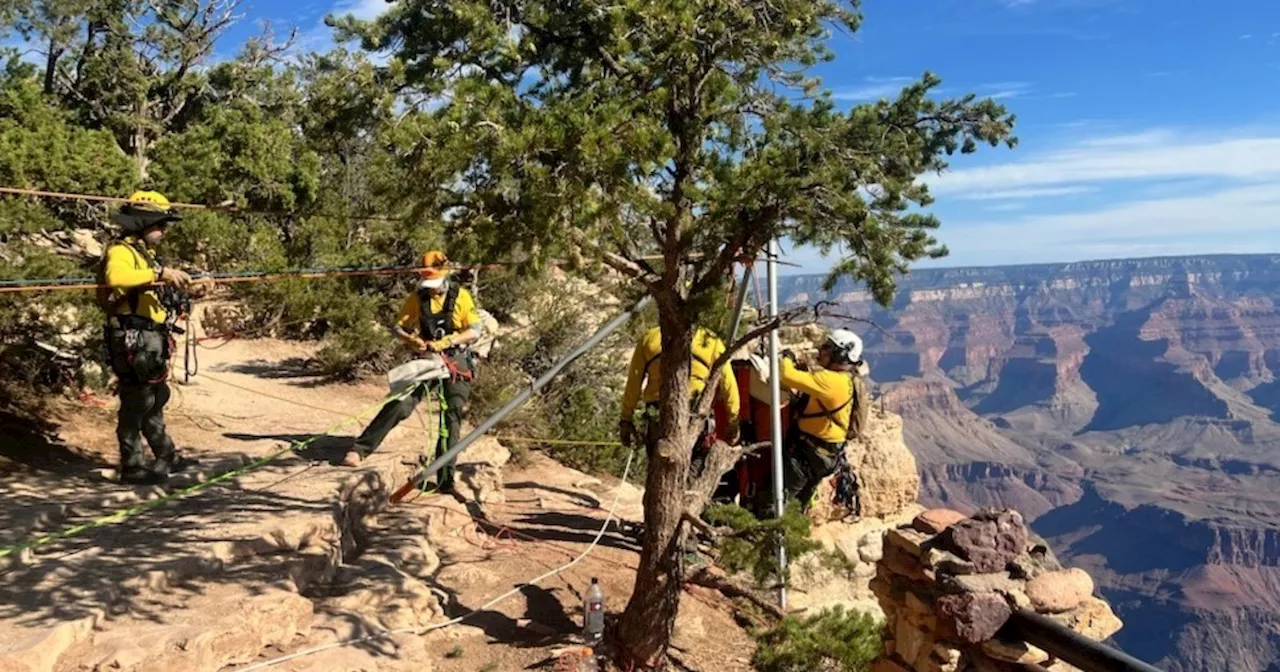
left=780, top=349, right=797, bottom=362
left=426, top=337, right=453, bottom=353
left=619, top=420, right=636, bottom=448
left=158, top=267, right=191, bottom=289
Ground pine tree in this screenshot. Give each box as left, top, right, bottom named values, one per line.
left=340, top=0, right=1016, bottom=664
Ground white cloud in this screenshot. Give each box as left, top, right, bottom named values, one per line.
left=295, top=0, right=393, bottom=54
left=939, top=183, right=1280, bottom=265
left=930, top=130, right=1280, bottom=195
left=919, top=126, right=1280, bottom=265
left=959, top=186, right=1095, bottom=200
left=975, top=81, right=1032, bottom=100
left=1074, top=129, right=1176, bottom=147
left=333, top=0, right=391, bottom=21
left=832, top=77, right=915, bottom=101
left=989, top=88, right=1025, bottom=100
left=787, top=125, right=1280, bottom=270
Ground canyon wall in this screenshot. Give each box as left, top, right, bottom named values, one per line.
left=780, top=254, right=1280, bottom=670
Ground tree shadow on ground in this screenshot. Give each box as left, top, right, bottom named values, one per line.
left=426, top=571, right=572, bottom=648
left=0, top=407, right=109, bottom=480
left=222, top=432, right=354, bottom=465
left=0, top=456, right=334, bottom=631
left=503, top=511, right=640, bottom=554
left=212, top=358, right=331, bottom=389
left=505, top=481, right=601, bottom=509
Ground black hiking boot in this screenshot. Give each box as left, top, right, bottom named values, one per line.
left=120, top=466, right=165, bottom=486
left=153, top=454, right=198, bottom=478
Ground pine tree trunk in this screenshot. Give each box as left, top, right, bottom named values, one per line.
left=617, top=307, right=697, bottom=666
left=43, top=42, right=62, bottom=95
left=134, top=100, right=150, bottom=182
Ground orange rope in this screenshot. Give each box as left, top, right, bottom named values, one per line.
left=0, top=186, right=210, bottom=209
left=0, top=265, right=502, bottom=295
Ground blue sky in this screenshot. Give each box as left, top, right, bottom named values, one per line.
left=127, top=0, right=1280, bottom=272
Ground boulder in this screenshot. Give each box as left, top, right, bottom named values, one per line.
left=1052, top=596, right=1123, bottom=641
left=982, top=638, right=1050, bottom=665
left=844, top=411, right=921, bottom=518
left=939, top=509, right=1027, bottom=574
left=858, top=530, right=886, bottom=563
left=913, top=509, right=968, bottom=535
left=885, top=528, right=929, bottom=558
left=895, top=614, right=934, bottom=666
left=71, top=229, right=104, bottom=258
left=458, top=463, right=505, bottom=504
left=460, top=436, right=511, bottom=468
left=936, top=592, right=1011, bottom=644
left=1026, top=568, right=1094, bottom=614
left=924, top=547, right=976, bottom=576
left=943, top=572, right=1030, bottom=610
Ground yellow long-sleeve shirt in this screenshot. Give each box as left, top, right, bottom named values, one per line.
left=780, top=358, right=868, bottom=444
left=394, top=285, right=481, bottom=336
left=102, top=239, right=165, bottom=324
left=620, top=326, right=740, bottom=422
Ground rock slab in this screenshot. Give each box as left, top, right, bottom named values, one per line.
left=940, top=509, right=1027, bottom=573
left=912, top=509, right=968, bottom=535
left=1026, top=568, right=1094, bottom=613
left=936, top=592, right=1012, bottom=644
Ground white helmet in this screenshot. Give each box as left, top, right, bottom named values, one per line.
left=826, top=329, right=863, bottom=363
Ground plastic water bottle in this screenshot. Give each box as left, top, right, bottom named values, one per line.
left=583, top=577, right=605, bottom=645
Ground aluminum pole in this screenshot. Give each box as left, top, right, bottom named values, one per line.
left=766, top=240, right=787, bottom=609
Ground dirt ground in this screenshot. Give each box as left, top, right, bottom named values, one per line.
left=0, top=333, right=760, bottom=672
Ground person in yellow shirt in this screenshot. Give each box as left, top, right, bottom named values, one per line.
left=343, top=251, right=482, bottom=493
left=779, top=329, right=870, bottom=510
left=619, top=326, right=741, bottom=467
left=99, top=191, right=196, bottom=485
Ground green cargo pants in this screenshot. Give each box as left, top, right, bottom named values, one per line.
left=108, top=325, right=178, bottom=474
left=354, top=352, right=473, bottom=490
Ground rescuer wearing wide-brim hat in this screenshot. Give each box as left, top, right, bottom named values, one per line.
left=343, top=250, right=483, bottom=494
left=99, top=190, right=198, bottom=485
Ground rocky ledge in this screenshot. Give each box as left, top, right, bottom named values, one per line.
left=869, top=508, right=1124, bottom=672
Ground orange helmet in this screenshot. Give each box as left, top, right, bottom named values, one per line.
left=417, top=250, right=450, bottom=289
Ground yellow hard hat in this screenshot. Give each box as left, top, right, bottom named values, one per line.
left=127, top=190, right=173, bottom=212
left=111, top=190, right=182, bottom=232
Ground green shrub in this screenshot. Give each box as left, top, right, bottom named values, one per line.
left=467, top=270, right=643, bottom=480
left=703, top=502, right=824, bottom=587
left=751, top=606, right=883, bottom=672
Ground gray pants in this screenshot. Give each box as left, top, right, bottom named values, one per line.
left=108, top=327, right=177, bottom=471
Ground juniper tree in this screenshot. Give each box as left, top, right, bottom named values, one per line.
left=310, top=0, right=1016, bottom=664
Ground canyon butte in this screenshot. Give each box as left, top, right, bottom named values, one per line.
left=780, top=253, right=1280, bottom=672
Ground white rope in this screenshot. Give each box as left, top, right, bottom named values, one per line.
left=237, top=448, right=636, bottom=671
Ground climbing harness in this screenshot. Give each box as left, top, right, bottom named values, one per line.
left=418, top=282, right=462, bottom=341
left=443, top=354, right=474, bottom=383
